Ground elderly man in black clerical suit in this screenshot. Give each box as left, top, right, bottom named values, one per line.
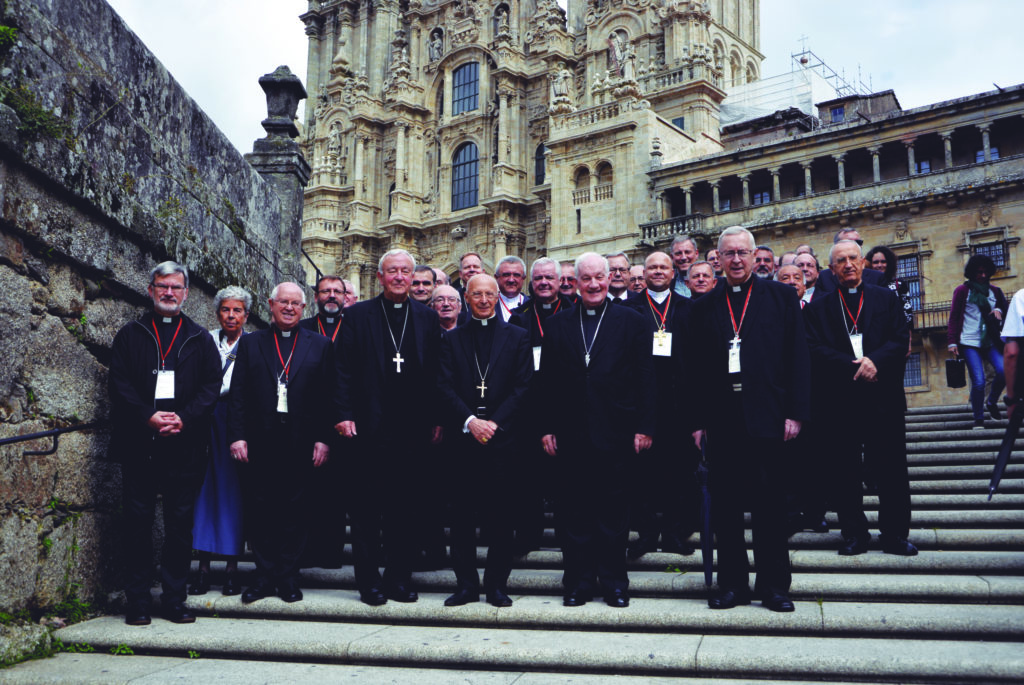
left=690, top=226, right=810, bottom=613
left=110, top=261, right=221, bottom=626
left=335, top=249, right=443, bottom=606
left=439, top=274, right=533, bottom=607
left=804, top=240, right=915, bottom=557
left=299, top=275, right=346, bottom=351
left=539, top=252, right=656, bottom=608
left=815, top=228, right=884, bottom=295
left=228, top=282, right=335, bottom=605
left=625, top=251, right=697, bottom=559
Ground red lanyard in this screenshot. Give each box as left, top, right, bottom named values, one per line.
left=317, top=316, right=341, bottom=342
left=533, top=299, right=561, bottom=338
left=151, top=318, right=183, bottom=370
left=726, top=284, right=753, bottom=339
left=499, top=298, right=515, bottom=317
left=840, top=291, right=864, bottom=333
left=273, top=332, right=295, bottom=381
left=646, top=291, right=671, bottom=330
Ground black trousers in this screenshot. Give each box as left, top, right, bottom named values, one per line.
left=122, top=440, right=205, bottom=606
left=708, top=428, right=791, bottom=597
left=558, top=436, right=630, bottom=595
left=631, top=438, right=699, bottom=544
left=242, top=426, right=315, bottom=586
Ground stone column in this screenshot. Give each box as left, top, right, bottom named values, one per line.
left=359, top=0, right=370, bottom=75
left=905, top=139, right=917, bottom=176
left=363, top=136, right=374, bottom=200
left=941, top=130, right=954, bottom=168
left=833, top=152, right=846, bottom=190
left=492, top=226, right=508, bottom=262
left=395, top=124, right=407, bottom=189
left=978, top=123, right=992, bottom=162
left=498, top=89, right=509, bottom=164
left=801, top=161, right=813, bottom=197
left=353, top=134, right=365, bottom=200
left=302, top=13, right=324, bottom=131
left=770, top=167, right=780, bottom=202
left=443, top=65, right=453, bottom=119
left=711, top=181, right=720, bottom=213
left=507, top=91, right=520, bottom=165
left=868, top=145, right=881, bottom=183
left=739, top=173, right=750, bottom=207
left=656, top=193, right=665, bottom=220
left=684, top=186, right=692, bottom=215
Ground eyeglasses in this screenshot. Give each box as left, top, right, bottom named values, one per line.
left=318, top=288, right=346, bottom=295
left=628, top=276, right=645, bottom=283
left=410, top=280, right=434, bottom=287
left=433, top=296, right=460, bottom=304
left=720, top=250, right=753, bottom=260
left=152, top=283, right=185, bottom=292
left=273, top=299, right=304, bottom=308
left=609, top=266, right=630, bottom=273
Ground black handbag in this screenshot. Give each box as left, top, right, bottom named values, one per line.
left=946, top=357, right=967, bottom=388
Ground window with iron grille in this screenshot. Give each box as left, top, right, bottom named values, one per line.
left=452, top=62, right=479, bottom=115
left=896, top=254, right=923, bottom=310
left=904, top=352, right=922, bottom=387
left=451, top=142, right=478, bottom=211
left=973, top=242, right=1008, bottom=270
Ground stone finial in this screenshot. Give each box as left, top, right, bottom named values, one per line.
left=258, top=66, right=307, bottom=139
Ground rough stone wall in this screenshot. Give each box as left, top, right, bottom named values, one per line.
left=0, top=0, right=305, bottom=613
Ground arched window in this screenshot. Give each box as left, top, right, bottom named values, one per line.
left=387, top=182, right=396, bottom=218
left=535, top=143, right=547, bottom=185
left=452, top=62, right=479, bottom=115
left=745, top=62, right=757, bottom=84
left=595, top=162, right=613, bottom=201
left=452, top=142, right=479, bottom=211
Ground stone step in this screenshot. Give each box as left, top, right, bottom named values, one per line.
left=47, top=616, right=1024, bottom=683
left=906, top=405, right=973, bottom=415
left=908, top=438, right=1023, bottom=453
left=910, top=464, right=1024, bottom=480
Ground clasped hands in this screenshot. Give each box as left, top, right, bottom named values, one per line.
left=148, top=411, right=182, bottom=435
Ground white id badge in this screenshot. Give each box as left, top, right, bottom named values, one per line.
left=533, top=346, right=542, bottom=371
left=276, top=382, right=289, bottom=413
left=728, top=339, right=742, bottom=374
left=850, top=333, right=864, bottom=359
left=653, top=331, right=672, bottom=357
left=154, top=370, right=175, bottom=400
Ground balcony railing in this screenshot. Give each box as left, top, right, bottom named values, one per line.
left=915, top=301, right=950, bottom=330
left=572, top=188, right=590, bottom=205
left=594, top=183, right=613, bottom=201
left=638, top=214, right=708, bottom=243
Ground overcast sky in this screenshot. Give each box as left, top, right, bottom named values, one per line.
left=104, top=0, right=1023, bottom=154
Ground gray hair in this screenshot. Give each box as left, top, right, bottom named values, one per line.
left=150, top=261, right=189, bottom=288
left=834, top=227, right=860, bottom=244
left=530, top=256, right=560, bottom=280
left=605, top=251, right=630, bottom=265
left=689, top=260, right=714, bottom=274
left=775, top=266, right=806, bottom=285
left=829, top=239, right=863, bottom=263
left=214, top=286, right=253, bottom=313
left=378, top=248, right=415, bottom=274
left=717, top=226, right=755, bottom=252
left=495, top=255, right=526, bottom=275
left=269, top=281, right=306, bottom=305
left=575, top=251, right=609, bottom=278
left=755, top=245, right=775, bottom=257
left=671, top=234, right=695, bottom=252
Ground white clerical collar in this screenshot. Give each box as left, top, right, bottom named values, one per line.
left=473, top=313, right=497, bottom=326
left=647, top=288, right=670, bottom=304
left=731, top=285, right=742, bottom=292
left=280, top=330, right=292, bottom=337
left=541, top=302, right=554, bottom=309
left=161, top=317, right=173, bottom=323
left=848, top=286, right=860, bottom=294
left=324, top=317, right=335, bottom=324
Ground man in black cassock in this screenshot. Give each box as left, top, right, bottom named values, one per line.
left=690, top=226, right=810, bottom=613
left=109, top=261, right=221, bottom=625
left=804, top=240, right=914, bottom=557
left=624, top=251, right=697, bottom=559
left=539, top=252, right=656, bottom=608
left=228, top=282, right=336, bottom=604
left=298, top=275, right=346, bottom=351
left=335, top=249, right=443, bottom=606
left=439, top=274, right=533, bottom=607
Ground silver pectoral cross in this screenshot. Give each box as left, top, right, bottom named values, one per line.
left=477, top=379, right=487, bottom=398
left=393, top=352, right=405, bottom=373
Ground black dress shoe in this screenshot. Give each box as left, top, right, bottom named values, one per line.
left=563, top=589, right=592, bottom=607
left=241, top=581, right=275, bottom=604
left=987, top=402, right=1003, bottom=420
left=626, top=536, right=658, bottom=560
left=360, top=586, right=387, bottom=606
left=486, top=588, right=513, bottom=607
left=838, top=535, right=870, bottom=556
left=187, top=571, right=210, bottom=596
left=708, top=588, right=752, bottom=610
left=444, top=587, right=479, bottom=607
left=604, top=589, right=629, bottom=608
left=221, top=573, right=241, bottom=596
left=761, top=593, right=795, bottom=613
left=124, top=604, right=151, bottom=626
left=162, top=601, right=196, bottom=624
left=881, top=536, right=918, bottom=556
left=385, top=584, right=418, bottom=603
left=279, top=580, right=304, bottom=603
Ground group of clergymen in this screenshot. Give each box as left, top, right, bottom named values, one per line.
left=109, top=223, right=917, bottom=626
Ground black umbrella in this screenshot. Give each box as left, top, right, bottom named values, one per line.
left=697, top=433, right=714, bottom=586
left=989, top=406, right=1024, bottom=500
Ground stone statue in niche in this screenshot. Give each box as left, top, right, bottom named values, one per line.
left=551, top=63, right=572, bottom=98
left=607, top=32, right=625, bottom=77
left=429, top=31, right=443, bottom=61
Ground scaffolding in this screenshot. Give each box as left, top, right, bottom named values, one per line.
left=790, top=49, right=871, bottom=98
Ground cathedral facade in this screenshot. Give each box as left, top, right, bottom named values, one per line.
left=299, top=0, right=1024, bottom=406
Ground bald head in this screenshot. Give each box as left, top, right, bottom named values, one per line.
left=465, top=274, right=499, bottom=319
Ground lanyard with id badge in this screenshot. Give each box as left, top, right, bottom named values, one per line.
left=274, top=332, right=296, bottom=413
left=152, top=318, right=182, bottom=401
left=531, top=299, right=562, bottom=371
left=726, top=285, right=753, bottom=385
left=841, top=290, right=865, bottom=359
left=647, top=291, right=673, bottom=357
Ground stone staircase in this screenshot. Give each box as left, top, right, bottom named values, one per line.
left=6, top=405, right=1024, bottom=683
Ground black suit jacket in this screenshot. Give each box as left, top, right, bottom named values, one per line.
left=817, top=265, right=882, bottom=295
left=337, top=295, right=441, bottom=438
left=624, top=290, right=693, bottom=418
left=299, top=314, right=344, bottom=352
left=690, top=276, right=811, bottom=439
left=438, top=317, right=533, bottom=449
left=227, top=326, right=337, bottom=453
left=804, top=283, right=909, bottom=417
left=538, top=302, right=657, bottom=446
left=509, top=294, right=576, bottom=348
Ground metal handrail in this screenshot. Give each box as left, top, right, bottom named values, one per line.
left=0, top=421, right=107, bottom=457
left=301, top=247, right=324, bottom=284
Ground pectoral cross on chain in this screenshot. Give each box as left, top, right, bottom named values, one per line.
left=476, top=379, right=487, bottom=398
left=392, top=352, right=405, bottom=373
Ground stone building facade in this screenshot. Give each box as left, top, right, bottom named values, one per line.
left=299, top=0, right=1024, bottom=407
